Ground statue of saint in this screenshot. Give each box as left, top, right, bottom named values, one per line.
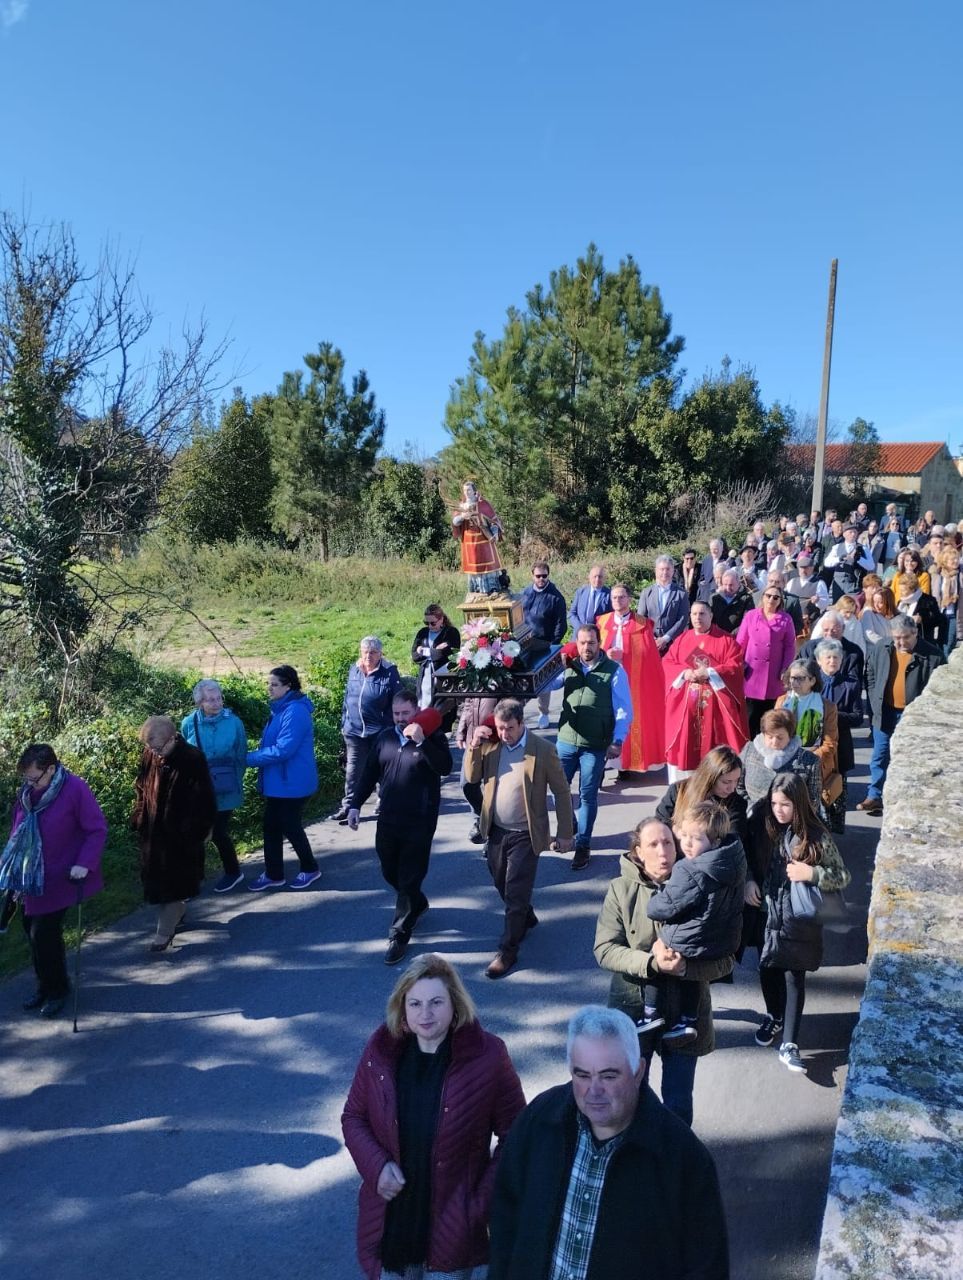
left=451, top=481, right=507, bottom=596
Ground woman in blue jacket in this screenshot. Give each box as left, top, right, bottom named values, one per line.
left=247, top=665, right=321, bottom=891
left=181, top=679, right=250, bottom=892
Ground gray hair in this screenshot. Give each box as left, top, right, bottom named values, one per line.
left=191, top=678, right=223, bottom=707
left=566, top=1005, right=640, bottom=1073
left=814, top=638, right=844, bottom=660
left=359, top=635, right=383, bottom=652
left=654, top=554, right=675, bottom=571
left=493, top=698, right=524, bottom=724
left=821, top=609, right=843, bottom=629
left=890, top=614, right=918, bottom=637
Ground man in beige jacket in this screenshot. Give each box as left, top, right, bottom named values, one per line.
left=466, top=698, right=574, bottom=978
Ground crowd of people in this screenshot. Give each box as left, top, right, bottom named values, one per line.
left=1, top=502, right=958, bottom=1278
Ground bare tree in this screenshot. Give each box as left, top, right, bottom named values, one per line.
left=0, top=212, right=228, bottom=707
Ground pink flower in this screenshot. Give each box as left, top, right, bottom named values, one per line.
left=478, top=636, right=489, bottom=647
left=502, top=655, right=514, bottom=668
left=458, top=657, right=468, bottom=669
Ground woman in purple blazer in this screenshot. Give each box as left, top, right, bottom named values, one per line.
left=736, top=586, right=798, bottom=737
left=1, top=744, right=106, bottom=1018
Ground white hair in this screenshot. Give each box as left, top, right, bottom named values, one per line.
left=566, top=1005, right=640, bottom=1073
left=821, top=609, right=843, bottom=628
left=192, top=678, right=223, bottom=707
left=360, top=635, right=383, bottom=651
left=654, top=554, right=675, bottom=570
left=814, top=638, right=844, bottom=659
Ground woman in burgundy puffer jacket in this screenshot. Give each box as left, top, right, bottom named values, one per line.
left=342, top=953, right=525, bottom=1280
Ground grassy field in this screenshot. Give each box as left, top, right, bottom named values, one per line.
left=132, top=540, right=670, bottom=675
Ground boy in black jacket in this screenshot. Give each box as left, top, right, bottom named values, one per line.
left=644, top=801, right=746, bottom=1042
left=347, top=690, right=452, bottom=965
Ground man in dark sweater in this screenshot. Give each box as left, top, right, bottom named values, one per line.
left=521, top=560, right=568, bottom=728
left=489, top=1005, right=729, bottom=1280
left=347, top=690, right=452, bottom=964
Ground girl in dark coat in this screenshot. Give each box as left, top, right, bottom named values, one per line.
left=131, top=716, right=217, bottom=951
left=655, top=744, right=747, bottom=844
left=744, top=773, right=850, bottom=1075
left=342, top=953, right=525, bottom=1280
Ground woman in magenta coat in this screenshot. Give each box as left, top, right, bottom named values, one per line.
left=342, top=953, right=525, bottom=1280
left=1, top=744, right=106, bottom=1018
left=736, top=585, right=798, bottom=737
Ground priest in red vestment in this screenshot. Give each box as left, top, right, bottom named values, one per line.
left=597, top=584, right=665, bottom=771
left=663, top=600, right=749, bottom=779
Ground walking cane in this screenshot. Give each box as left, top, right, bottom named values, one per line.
left=71, top=876, right=84, bottom=1033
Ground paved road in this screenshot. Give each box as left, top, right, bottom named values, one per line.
left=0, top=698, right=877, bottom=1280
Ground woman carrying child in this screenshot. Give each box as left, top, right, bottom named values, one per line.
left=743, top=772, right=851, bottom=1074
left=644, top=801, right=746, bottom=1044
left=594, top=815, right=737, bottom=1128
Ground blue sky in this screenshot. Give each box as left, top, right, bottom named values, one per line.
left=2, top=0, right=960, bottom=457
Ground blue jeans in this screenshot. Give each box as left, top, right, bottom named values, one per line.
left=556, top=740, right=606, bottom=849
left=868, top=705, right=902, bottom=800
left=647, top=1049, right=698, bottom=1128
left=944, top=614, right=957, bottom=660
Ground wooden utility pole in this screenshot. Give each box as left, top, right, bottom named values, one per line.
left=811, top=259, right=838, bottom=516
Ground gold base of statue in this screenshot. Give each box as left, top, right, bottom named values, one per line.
left=459, top=594, right=533, bottom=648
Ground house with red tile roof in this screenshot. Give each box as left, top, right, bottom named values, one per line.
left=788, top=441, right=963, bottom=522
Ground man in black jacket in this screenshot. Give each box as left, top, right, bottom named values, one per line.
left=347, top=691, right=452, bottom=963
left=521, top=560, right=568, bottom=728
left=489, top=1006, right=729, bottom=1280
left=857, top=614, right=943, bottom=816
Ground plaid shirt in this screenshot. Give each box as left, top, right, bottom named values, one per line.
left=549, top=1110, right=627, bottom=1280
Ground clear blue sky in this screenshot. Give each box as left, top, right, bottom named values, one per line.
left=2, top=0, right=960, bottom=457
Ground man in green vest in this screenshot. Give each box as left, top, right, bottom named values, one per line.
left=553, top=624, right=634, bottom=870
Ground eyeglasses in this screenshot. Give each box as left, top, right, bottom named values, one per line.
left=788, top=674, right=810, bottom=683
left=763, top=592, right=783, bottom=600
left=23, top=768, right=50, bottom=785
left=533, top=573, right=548, bottom=579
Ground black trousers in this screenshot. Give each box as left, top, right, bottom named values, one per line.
left=342, top=734, right=380, bottom=806
left=462, top=780, right=483, bottom=816
left=760, top=966, right=807, bottom=1045
left=375, top=822, right=434, bottom=939
left=210, top=809, right=240, bottom=877
left=22, top=908, right=69, bottom=999
left=263, top=797, right=318, bottom=880
left=747, top=697, right=776, bottom=738
left=486, top=824, right=539, bottom=958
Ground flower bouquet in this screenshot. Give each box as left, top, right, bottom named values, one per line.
left=455, top=617, right=522, bottom=689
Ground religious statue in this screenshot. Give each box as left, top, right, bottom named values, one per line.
left=451, top=481, right=509, bottom=598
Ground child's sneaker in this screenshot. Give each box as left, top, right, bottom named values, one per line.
left=662, top=1018, right=698, bottom=1044
left=636, top=1012, right=665, bottom=1035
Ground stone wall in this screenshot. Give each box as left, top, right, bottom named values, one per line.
left=815, top=650, right=963, bottom=1278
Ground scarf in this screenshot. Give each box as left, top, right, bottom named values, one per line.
left=782, top=692, right=824, bottom=748
left=940, top=572, right=959, bottom=611
left=753, top=735, right=803, bottom=771
left=0, top=765, right=69, bottom=895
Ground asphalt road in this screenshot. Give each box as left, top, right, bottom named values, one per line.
left=0, top=697, right=877, bottom=1280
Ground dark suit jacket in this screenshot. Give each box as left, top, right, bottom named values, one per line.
left=637, top=582, right=689, bottom=645
left=675, top=566, right=701, bottom=604
left=568, top=583, right=612, bottom=633
left=698, top=554, right=733, bottom=593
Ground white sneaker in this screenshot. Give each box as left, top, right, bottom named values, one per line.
left=537, top=713, right=550, bottom=729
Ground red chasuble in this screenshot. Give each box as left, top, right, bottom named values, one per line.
left=596, top=611, right=665, bottom=770
left=663, top=624, right=750, bottom=770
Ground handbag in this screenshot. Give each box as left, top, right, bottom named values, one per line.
left=822, top=771, right=844, bottom=806
left=789, top=877, right=849, bottom=927
left=193, top=713, right=238, bottom=796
